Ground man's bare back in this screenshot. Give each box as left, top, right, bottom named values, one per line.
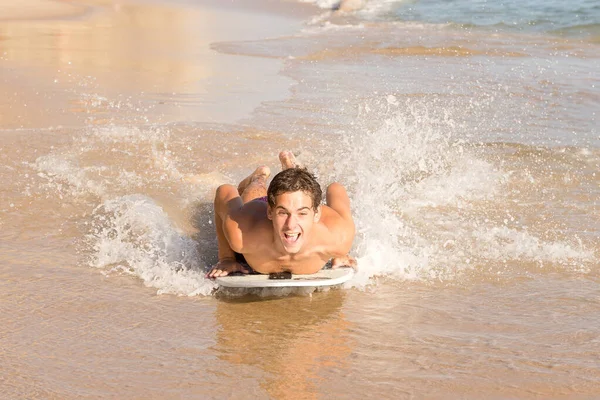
left=207, top=151, right=356, bottom=278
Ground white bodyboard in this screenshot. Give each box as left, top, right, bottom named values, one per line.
left=215, top=268, right=354, bottom=288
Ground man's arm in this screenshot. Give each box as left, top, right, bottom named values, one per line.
left=214, top=184, right=244, bottom=257
left=326, top=182, right=353, bottom=221
left=325, top=182, right=355, bottom=259
left=208, top=184, right=248, bottom=278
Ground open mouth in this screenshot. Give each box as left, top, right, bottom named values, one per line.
left=283, top=232, right=301, bottom=244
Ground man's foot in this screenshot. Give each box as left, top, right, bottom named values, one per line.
left=238, top=166, right=270, bottom=195
left=279, top=151, right=299, bottom=170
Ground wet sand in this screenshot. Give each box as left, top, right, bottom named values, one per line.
left=0, top=0, right=321, bottom=398
left=0, top=0, right=89, bottom=21
left=0, top=0, right=314, bottom=129
left=1, top=0, right=599, bottom=398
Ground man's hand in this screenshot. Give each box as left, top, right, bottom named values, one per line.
left=331, top=255, right=357, bottom=270
left=207, top=259, right=250, bottom=278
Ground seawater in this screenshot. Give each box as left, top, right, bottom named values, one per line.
left=308, top=0, right=600, bottom=38
left=225, top=0, right=599, bottom=286
left=1, top=0, right=599, bottom=398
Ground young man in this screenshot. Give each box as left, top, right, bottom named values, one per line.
left=207, top=151, right=356, bottom=278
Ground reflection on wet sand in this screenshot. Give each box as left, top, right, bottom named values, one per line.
left=0, top=0, right=297, bottom=127
left=214, top=291, right=353, bottom=399
left=0, top=0, right=90, bottom=21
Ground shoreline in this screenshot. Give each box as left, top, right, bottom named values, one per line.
left=0, top=0, right=318, bottom=128
left=0, top=0, right=92, bottom=21
left=2, top=1, right=600, bottom=398
left=0, top=0, right=319, bottom=22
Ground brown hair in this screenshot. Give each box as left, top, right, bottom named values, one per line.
left=267, top=167, right=322, bottom=210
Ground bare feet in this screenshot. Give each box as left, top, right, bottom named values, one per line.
left=279, top=151, right=299, bottom=170
left=237, top=166, right=270, bottom=195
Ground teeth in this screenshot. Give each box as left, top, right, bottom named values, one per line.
left=285, top=233, right=299, bottom=241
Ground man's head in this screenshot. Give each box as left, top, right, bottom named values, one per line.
left=266, top=168, right=322, bottom=254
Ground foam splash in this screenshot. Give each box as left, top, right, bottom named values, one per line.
left=87, top=124, right=185, bottom=182
left=33, top=154, right=107, bottom=198
left=87, top=195, right=216, bottom=296
left=298, top=0, right=340, bottom=9
left=331, top=96, right=594, bottom=287
left=85, top=194, right=341, bottom=297
left=300, top=0, right=403, bottom=15
left=30, top=123, right=191, bottom=204
left=470, top=226, right=593, bottom=268
left=333, top=96, right=466, bottom=287
left=302, top=20, right=366, bottom=33
left=357, top=0, right=402, bottom=17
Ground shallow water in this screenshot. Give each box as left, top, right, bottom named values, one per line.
left=1, top=0, right=599, bottom=398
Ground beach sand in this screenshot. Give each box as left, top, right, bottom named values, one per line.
left=2, top=0, right=599, bottom=398
left=0, top=0, right=315, bottom=129
left=0, top=1, right=324, bottom=398
left=0, top=0, right=90, bottom=21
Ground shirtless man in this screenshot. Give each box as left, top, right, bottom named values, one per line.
left=207, top=151, right=356, bottom=278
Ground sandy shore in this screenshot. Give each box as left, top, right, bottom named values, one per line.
left=0, top=0, right=91, bottom=20
left=2, top=0, right=600, bottom=398
left=0, top=0, right=316, bottom=21
left=0, top=0, right=316, bottom=129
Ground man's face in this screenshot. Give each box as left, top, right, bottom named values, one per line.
left=268, top=191, right=321, bottom=254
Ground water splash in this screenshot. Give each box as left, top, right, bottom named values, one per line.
left=330, top=96, right=595, bottom=288
left=87, top=195, right=216, bottom=296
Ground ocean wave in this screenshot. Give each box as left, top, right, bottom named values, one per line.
left=550, top=22, right=600, bottom=38
left=297, top=0, right=600, bottom=40
left=297, top=45, right=526, bottom=62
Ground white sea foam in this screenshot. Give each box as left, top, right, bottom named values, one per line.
left=33, top=154, right=107, bottom=198
left=297, top=0, right=340, bottom=9
left=302, top=20, right=366, bottom=33
left=299, top=0, right=404, bottom=14
left=404, top=157, right=502, bottom=210
left=89, top=125, right=186, bottom=183
left=470, top=226, right=594, bottom=266
left=29, top=87, right=595, bottom=296
left=330, top=96, right=595, bottom=288
left=87, top=195, right=216, bottom=296
left=31, top=122, right=192, bottom=203
left=86, top=194, right=338, bottom=297
left=329, top=97, right=463, bottom=287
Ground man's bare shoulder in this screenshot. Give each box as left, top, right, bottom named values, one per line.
left=316, top=205, right=355, bottom=256
left=320, top=204, right=353, bottom=229
left=225, top=200, right=272, bottom=250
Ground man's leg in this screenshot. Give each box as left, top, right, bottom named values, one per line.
left=236, top=151, right=297, bottom=203
left=279, top=150, right=303, bottom=170
left=237, top=166, right=270, bottom=204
